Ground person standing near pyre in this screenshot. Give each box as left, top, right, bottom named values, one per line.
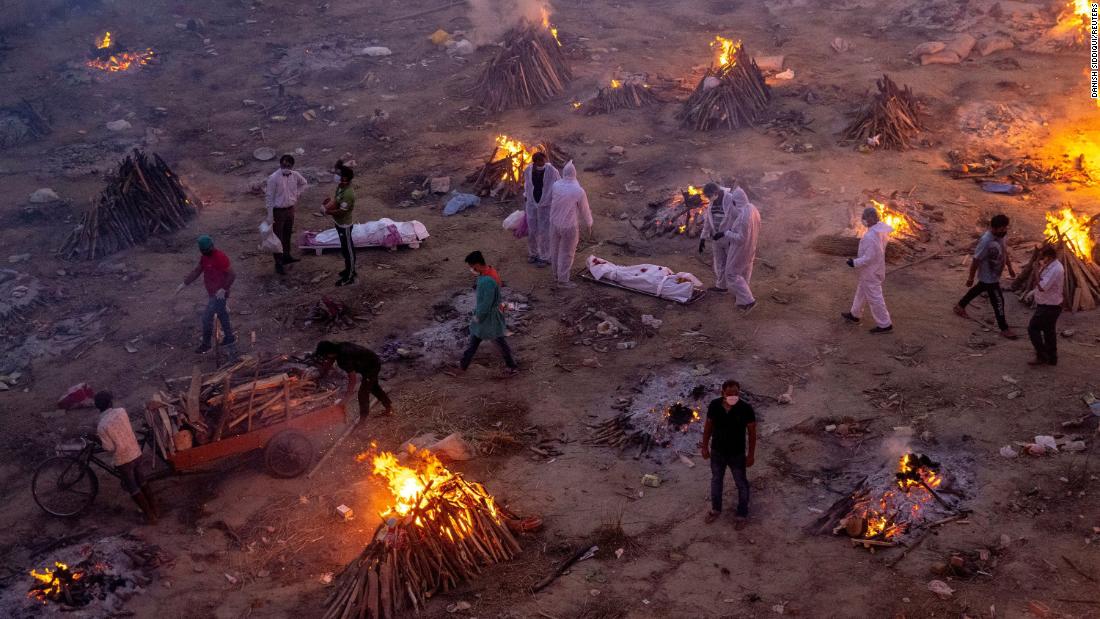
left=702, top=183, right=760, bottom=312
left=953, top=214, right=1018, bottom=340
left=842, top=206, right=894, bottom=334
left=1027, top=244, right=1065, bottom=367
left=265, top=154, right=308, bottom=275
left=323, top=160, right=357, bottom=286
left=176, top=235, right=236, bottom=354
left=701, top=379, right=757, bottom=529
left=547, top=161, right=593, bottom=288
left=522, top=151, right=560, bottom=268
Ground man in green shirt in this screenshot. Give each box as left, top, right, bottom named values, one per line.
left=323, top=161, right=357, bottom=286
left=459, top=251, right=519, bottom=376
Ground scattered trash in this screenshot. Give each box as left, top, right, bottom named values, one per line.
left=1063, top=440, right=1087, bottom=452
left=640, top=314, right=662, bottom=329
left=830, top=37, right=851, bottom=53
left=336, top=504, right=354, bottom=521
left=124, top=342, right=138, bottom=354
left=319, top=572, right=334, bottom=584
left=443, top=192, right=480, bottom=216
left=106, top=119, right=132, bottom=131
left=824, top=424, right=837, bottom=432
left=446, top=601, right=472, bottom=613
left=1060, top=329, right=1075, bottom=338
left=614, top=548, right=624, bottom=559
left=607, top=145, right=625, bottom=156
left=1001, top=375, right=1017, bottom=384
left=624, top=180, right=643, bottom=193
left=429, top=176, right=451, bottom=193
left=927, top=579, right=954, bottom=599
left=678, top=454, right=695, bottom=468
left=1033, top=435, right=1058, bottom=452
left=777, top=384, right=794, bottom=405
left=773, top=68, right=795, bottom=80
left=999, top=445, right=1018, bottom=458
left=57, top=382, right=95, bottom=410
left=252, top=147, right=276, bottom=161
left=28, top=188, right=60, bottom=203
left=615, top=340, right=637, bottom=350
left=358, top=46, right=393, bottom=57
left=641, top=473, right=661, bottom=487
left=692, top=364, right=711, bottom=376
left=224, top=573, right=239, bottom=585
left=429, top=29, right=451, bottom=46
left=980, top=181, right=1024, bottom=195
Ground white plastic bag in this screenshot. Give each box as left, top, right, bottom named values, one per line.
left=502, top=210, right=525, bottom=231
left=259, top=221, right=283, bottom=254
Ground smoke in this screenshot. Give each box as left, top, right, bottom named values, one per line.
left=468, top=0, right=552, bottom=46
left=882, top=427, right=913, bottom=460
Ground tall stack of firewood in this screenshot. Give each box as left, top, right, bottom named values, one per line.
left=59, top=149, right=196, bottom=260
left=677, top=43, right=771, bottom=131
left=467, top=141, right=570, bottom=200
left=1013, top=236, right=1100, bottom=312
left=583, top=77, right=660, bottom=115
left=843, top=75, right=925, bottom=150
left=323, top=476, right=521, bottom=619
left=474, top=22, right=572, bottom=112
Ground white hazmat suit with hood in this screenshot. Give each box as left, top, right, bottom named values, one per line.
left=522, top=161, right=561, bottom=261
left=850, top=212, right=894, bottom=328
left=547, top=161, right=593, bottom=284
left=702, top=186, right=738, bottom=290
left=724, top=187, right=760, bottom=306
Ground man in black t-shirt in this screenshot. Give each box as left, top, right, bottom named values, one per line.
left=701, top=379, right=757, bottom=529
left=315, top=340, right=394, bottom=421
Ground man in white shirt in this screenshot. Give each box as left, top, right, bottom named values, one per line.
left=1027, top=245, right=1065, bottom=367
left=95, top=391, right=157, bottom=523
left=265, top=154, right=308, bottom=274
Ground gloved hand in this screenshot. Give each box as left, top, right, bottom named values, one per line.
left=174, top=283, right=185, bottom=295
left=698, top=238, right=705, bottom=254
left=846, top=258, right=855, bottom=268
left=215, top=288, right=227, bottom=300
left=712, top=232, right=724, bottom=241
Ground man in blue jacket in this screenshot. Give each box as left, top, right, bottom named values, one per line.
left=459, top=251, right=519, bottom=376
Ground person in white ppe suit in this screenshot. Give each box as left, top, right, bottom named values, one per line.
left=547, top=161, right=593, bottom=288
left=522, top=152, right=560, bottom=267
left=842, top=206, right=894, bottom=333
left=700, top=183, right=738, bottom=293
left=699, top=182, right=761, bottom=310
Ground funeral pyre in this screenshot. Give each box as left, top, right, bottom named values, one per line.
left=810, top=453, right=966, bottom=549
left=641, top=185, right=709, bottom=238
left=947, top=149, right=1094, bottom=192
left=678, top=37, right=771, bottom=131
left=323, top=447, right=522, bottom=619
left=85, top=31, right=155, bottom=73
left=810, top=191, right=937, bottom=261
left=474, top=12, right=571, bottom=112
left=1014, top=208, right=1100, bottom=312
left=843, top=75, right=925, bottom=150
left=467, top=134, right=569, bottom=200
left=59, top=149, right=196, bottom=260
left=3, top=536, right=165, bottom=615
left=149, top=355, right=338, bottom=456
left=581, top=75, right=660, bottom=115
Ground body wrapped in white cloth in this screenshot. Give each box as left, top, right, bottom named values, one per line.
left=586, top=255, right=703, bottom=303
left=304, top=219, right=430, bottom=250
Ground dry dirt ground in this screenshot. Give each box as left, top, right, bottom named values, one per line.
left=1, top=0, right=1099, bottom=617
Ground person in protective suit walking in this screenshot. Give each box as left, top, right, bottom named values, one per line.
left=701, top=184, right=760, bottom=311
left=842, top=206, right=894, bottom=334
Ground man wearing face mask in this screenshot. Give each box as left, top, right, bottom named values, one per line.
left=522, top=152, right=560, bottom=267
left=842, top=206, right=894, bottom=334
left=701, top=379, right=757, bottom=529
left=323, top=161, right=357, bottom=286
left=265, top=154, right=308, bottom=274
left=459, top=251, right=519, bottom=376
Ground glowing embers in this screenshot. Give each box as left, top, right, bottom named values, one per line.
left=641, top=186, right=710, bottom=238
left=466, top=135, right=569, bottom=200
left=85, top=31, right=154, bottom=73
left=580, top=74, right=659, bottom=115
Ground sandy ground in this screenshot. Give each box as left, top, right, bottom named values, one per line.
left=1, top=0, right=1099, bottom=617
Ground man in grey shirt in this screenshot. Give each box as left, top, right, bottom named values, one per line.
left=954, top=214, right=1018, bottom=339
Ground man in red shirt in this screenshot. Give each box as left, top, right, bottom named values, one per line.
left=176, top=235, right=237, bottom=353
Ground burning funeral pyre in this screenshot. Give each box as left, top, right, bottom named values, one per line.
left=641, top=186, right=709, bottom=238
left=467, top=134, right=569, bottom=200
left=810, top=453, right=966, bottom=549
left=582, top=75, right=660, bottom=115
left=150, top=355, right=338, bottom=459
left=323, top=447, right=522, bottom=619
left=677, top=37, right=771, bottom=131
left=58, top=149, right=196, bottom=260
left=85, top=31, right=155, bottom=73
left=842, top=75, right=925, bottom=150
left=473, top=13, right=571, bottom=112
left=1014, top=208, right=1100, bottom=312
left=810, top=191, right=934, bottom=261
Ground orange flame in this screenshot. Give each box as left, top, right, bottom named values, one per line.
left=86, top=50, right=154, bottom=72
left=541, top=9, right=561, bottom=46
left=95, top=31, right=112, bottom=49
left=610, top=79, right=622, bottom=89
left=711, top=36, right=741, bottom=69
left=869, top=199, right=913, bottom=238
left=28, top=562, right=80, bottom=603
left=494, top=134, right=535, bottom=184
left=1044, top=207, right=1096, bottom=260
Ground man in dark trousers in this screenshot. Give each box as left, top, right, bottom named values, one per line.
left=459, top=251, right=519, bottom=376
left=314, top=340, right=393, bottom=420
left=94, top=391, right=157, bottom=524
left=1027, top=244, right=1065, bottom=367
left=176, top=234, right=236, bottom=354
left=265, top=154, right=308, bottom=274
left=701, top=379, right=757, bottom=529
left=954, top=214, right=1018, bottom=339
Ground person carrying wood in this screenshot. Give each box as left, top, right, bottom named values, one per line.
left=459, top=251, right=519, bottom=376
left=265, top=154, right=308, bottom=275
left=701, top=379, right=756, bottom=529
left=323, top=160, right=357, bottom=286
left=94, top=391, right=158, bottom=524
left=842, top=207, right=894, bottom=334
left=175, top=235, right=237, bottom=354
left=314, top=340, right=394, bottom=420
left=953, top=214, right=1018, bottom=339
left=547, top=161, right=593, bottom=288
left=1027, top=244, right=1065, bottom=367
left=522, top=151, right=560, bottom=267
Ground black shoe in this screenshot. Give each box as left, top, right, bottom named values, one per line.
left=841, top=312, right=860, bottom=324
left=221, top=336, right=237, bottom=346
left=869, top=325, right=893, bottom=334
left=196, top=343, right=212, bottom=354
left=283, top=256, right=300, bottom=264
left=336, top=273, right=357, bottom=287
left=275, top=263, right=286, bottom=275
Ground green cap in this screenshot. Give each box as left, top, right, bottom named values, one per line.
left=197, top=235, right=214, bottom=251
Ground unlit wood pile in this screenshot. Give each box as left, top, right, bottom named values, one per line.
left=466, top=141, right=569, bottom=200
left=1013, top=239, right=1100, bottom=312
left=641, top=189, right=708, bottom=238
left=323, top=477, right=521, bottom=619
left=59, top=149, right=196, bottom=260
left=810, top=235, right=905, bottom=262
left=474, top=22, right=572, bottom=112
left=583, top=79, right=659, bottom=115
left=843, top=75, right=924, bottom=150
left=147, top=355, right=337, bottom=455
left=677, top=44, right=770, bottom=131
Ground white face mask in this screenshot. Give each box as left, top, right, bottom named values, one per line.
left=725, top=395, right=739, bottom=406
left=469, top=268, right=479, bottom=276
left=535, top=165, right=545, bottom=171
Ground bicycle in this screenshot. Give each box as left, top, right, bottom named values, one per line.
left=32, top=429, right=167, bottom=518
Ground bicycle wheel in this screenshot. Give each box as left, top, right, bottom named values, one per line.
left=32, top=456, right=99, bottom=517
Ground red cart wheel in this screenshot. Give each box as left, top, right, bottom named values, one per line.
left=264, top=430, right=314, bottom=478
